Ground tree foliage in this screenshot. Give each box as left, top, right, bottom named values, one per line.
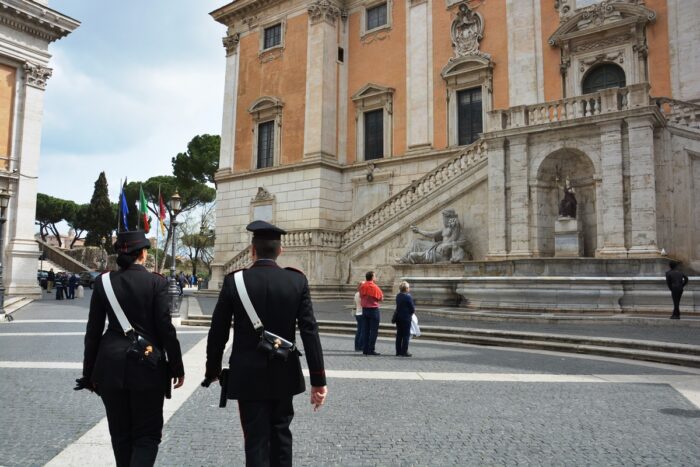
left=172, top=134, right=220, bottom=187
left=36, top=193, right=73, bottom=247
left=84, top=172, right=114, bottom=246
left=178, top=203, right=216, bottom=277
left=65, top=203, right=91, bottom=248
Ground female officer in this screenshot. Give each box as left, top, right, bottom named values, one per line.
left=394, top=281, right=416, bottom=357
left=75, top=230, right=185, bottom=467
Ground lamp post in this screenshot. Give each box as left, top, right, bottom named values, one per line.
left=99, top=237, right=106, bottom=272
left=0, top=189, right=11, bottom=319
left=168, top=191, right=182, bottom=323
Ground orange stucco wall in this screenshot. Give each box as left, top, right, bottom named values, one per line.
left=0, top=64, right=15, bottom=171
left=432, top=1, right=509, bottom=148
left=645, top=0, right=671, bottom=98
left=540, top=0, right=563, bottom=102
left=346, top=2, right=407, bottom=164
left=233, top=14, right=308, bottom=172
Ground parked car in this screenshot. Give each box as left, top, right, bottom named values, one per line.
left=37, top=270, right=48, bottom=289
left=79, top=271, right=100, bottom=289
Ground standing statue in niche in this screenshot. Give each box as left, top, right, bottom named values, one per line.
left=558, top=178, right=577, bottom=218
left=398, top=209, right=468, bottom=264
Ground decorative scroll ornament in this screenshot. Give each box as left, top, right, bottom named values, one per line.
left=23, top=63, right=52, bottom=89
left=450, top=3, right=489, bottom=60
left=308, top=0, right=344, bottom=25
left=222, top=33, right=240, bottom=56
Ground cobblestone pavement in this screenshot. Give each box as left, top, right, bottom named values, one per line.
left=195, top=297, right=700, bottom=346
left=1, top=295, right=699, bottom=466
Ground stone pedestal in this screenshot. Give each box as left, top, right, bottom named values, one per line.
left=554, top=216, right=583, bottom=257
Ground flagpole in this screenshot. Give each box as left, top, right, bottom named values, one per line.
left=117, top=178, right=122, bottom=232
left=155, top=185, right=160, bottom=273
left=137, top=183, right=141, bottom=230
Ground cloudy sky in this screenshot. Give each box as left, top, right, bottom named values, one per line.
left=39, top=0, right=227, bottom=205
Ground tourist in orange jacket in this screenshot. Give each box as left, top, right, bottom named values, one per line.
left=359, top=271, right=384, bottom=355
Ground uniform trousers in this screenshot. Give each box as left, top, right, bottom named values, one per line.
left=395, top=319, right=411, bottom=355
left=238, top=397, right=294, bottom=467
left=100, top=387, right=165, bottom=467
left=671, top=287, right=684, bottom=317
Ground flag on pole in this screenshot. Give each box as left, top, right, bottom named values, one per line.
left=159, top=192, right=167, bottom=236
left=139, top=185, right=150, bottom=233
left=119, top=182, right=129, bottom=231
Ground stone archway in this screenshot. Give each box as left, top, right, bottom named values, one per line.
left=534, top=149, right=597, bottom=257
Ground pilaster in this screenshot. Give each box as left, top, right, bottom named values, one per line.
left=406, top=0, right=432, bottom=151
left=303, top=0, right=342, bottom=162
left=508, top=134, right=531, bottom=256
left=218, top=32, right=240, bottom=174
left=596, top=121, right=627, bottom=258
left=487, top=138, right=507, bottom=258
left=505, top=0, right=539, bottom=106
left=626, top=115, right=660, bottom=256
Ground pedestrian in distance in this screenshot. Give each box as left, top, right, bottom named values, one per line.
left=353, top=281, right=365, bottom=351
left=394, top=281, right=415, bottom=357
left=666, top=260, right=689, bottom=319
left=67, top=273, right=78, bottom=299
left=203, top=220, right=327, bottom=467
left=55, top=273, right=64, bottom=300
left=75, top=230, right=185, bottom=467
left=47, top=268, right=55, bottom=293
left=359, top=271, right=384, bottom=356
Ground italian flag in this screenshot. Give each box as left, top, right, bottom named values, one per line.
left=139, top=185, right=150, bottom=233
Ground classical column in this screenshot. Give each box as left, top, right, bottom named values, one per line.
left=626, top=115, right=660, bottom=256
left=487, top=138, right=508, bottom=258
left=303, top=0, right=342, bottom=161
left=505, top=0, right=542, bottom=106
left=406, top=0, right=432, bottom=151
left=597, top=121, right=627, bottom=257
left=5, top=63, right=51, bottom=297
left=508, top=134, right=531, bottom=256
left=218, top=32, right=241, bottom=173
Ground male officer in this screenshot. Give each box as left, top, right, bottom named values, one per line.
left=204, top=220, right=327, bottom=466
left=666, top=261, right=689, bottom=319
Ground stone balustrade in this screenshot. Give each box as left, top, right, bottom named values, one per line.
left=340, top=140, right=487, bottom=247
left=487, top=83, right=652, bottom=132
left=223, top=245, right=252, bottom=274
left=654, top=97, right=700, bottom=130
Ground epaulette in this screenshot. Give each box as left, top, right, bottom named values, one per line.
left=284, top=266, right=305, bottom=275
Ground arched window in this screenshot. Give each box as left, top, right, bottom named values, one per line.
left=582, top=64, right=626, bottom=94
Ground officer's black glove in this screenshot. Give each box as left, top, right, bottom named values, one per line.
left=201, top=376, right=217, bottom=388
left=74, top=376, right=93, bottom=392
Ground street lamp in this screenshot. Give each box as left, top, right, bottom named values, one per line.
left=99, top=237, right=106, bottom=272
left=168, top=191, right=182, bottom=322
left=0, top=189, right=11, bottom=319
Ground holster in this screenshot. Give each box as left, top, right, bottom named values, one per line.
left=219, top=368, right=229, bottom=408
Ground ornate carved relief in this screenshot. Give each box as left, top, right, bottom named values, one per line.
left=222, top=33, right=240, bottom=56
left=23, top=63, right=52, bottom=89
left=579, top=51, right=624, bottom=73
left=450, top=3, right=489, bottom=60
left=308, top=0, right=344, bottom=25
left=253, top=187, right=275, bottom=202
left=242, top=15, right=259, bottom=30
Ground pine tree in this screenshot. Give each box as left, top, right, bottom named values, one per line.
left=85, top=172, right=115, bottom=246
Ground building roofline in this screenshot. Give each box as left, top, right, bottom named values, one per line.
left=0, top=0, right=80, bottom=43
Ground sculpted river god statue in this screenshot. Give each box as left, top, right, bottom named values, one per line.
left=398, top=209, right=467, bottom=264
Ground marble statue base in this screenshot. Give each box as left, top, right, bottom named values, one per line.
left=554, top=216, right=583, bottom=257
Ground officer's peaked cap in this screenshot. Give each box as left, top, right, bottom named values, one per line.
left=114, top=230, right=151, bottom=254
left=246, top=220, right=286, bottom=241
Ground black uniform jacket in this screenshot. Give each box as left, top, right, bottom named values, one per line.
left=83, top=265, right=185, bottom=390
left=206, top=260, right=326, bottom=400
left=666, top=269, right=689, bottom=290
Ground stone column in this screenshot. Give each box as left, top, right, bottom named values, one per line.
left=505, top=0, right=541, bottom=106
left=597, top=121, right=627, bottom=257
left=406, top=0, right=432, bottom=151
left=626, top=115, right=660, bottom=256
left=218, top=33, right=241, bottom=173
left=303, top=1, right=342, bottom=162
left=487, top=138, right=508, bottom=258
left=508, top=134, right=531, bottom=256
left=5, top=64, right=51, bottom=297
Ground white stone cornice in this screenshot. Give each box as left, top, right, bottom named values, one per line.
left=0, top=0, right=80, bottom=43
left=23, top=62, right=51, bottom=89
left=307, top=0, right=344, bottom=25
left=222, top=33, right=240, bottom=56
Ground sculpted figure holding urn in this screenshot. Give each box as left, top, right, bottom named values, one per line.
left=399, top=209, right=467, bottom=264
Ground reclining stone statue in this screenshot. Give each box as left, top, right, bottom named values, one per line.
left=398, top=208, right=467, bottom=264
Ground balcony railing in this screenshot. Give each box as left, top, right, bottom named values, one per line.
left=487, top=83, right=651, bottom=132
left=653, top=97, right=700, bottom=130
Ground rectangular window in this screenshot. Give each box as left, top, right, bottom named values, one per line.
left=263, top=24, right=282, bottom=50
left=366, top=3, right=388, bottom=31
left=364, top=109, right=384, bottom=160
left=257, top=121, right=275, bottom=168
left=457, top=88, right=483, bottom=146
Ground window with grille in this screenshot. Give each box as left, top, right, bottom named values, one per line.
left=263, top=24, right=281, bottom=50
left=257, top=121, right=275, bottom=168
left=582, top=64, right=626, bottom=94
left=457, top=88, right=483, bottom=146
left=364, top=109, right=384, bottom=160
left=366, top=3, right=388, bottom=31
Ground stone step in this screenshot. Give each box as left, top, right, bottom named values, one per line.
left=3, top=296, right=34, bottom=315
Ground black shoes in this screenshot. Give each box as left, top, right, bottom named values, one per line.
left=395, top=353, right=413, bottom=357
left=670, top=314, right=680, bottom=320
left=363, top=351, right=381, bottom=356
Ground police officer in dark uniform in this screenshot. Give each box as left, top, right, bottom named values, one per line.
left=76, top=230, right=185, bottom=467
left=204, top=221, right=327, bottom=467
left=666, top=260, right=689, bottom=319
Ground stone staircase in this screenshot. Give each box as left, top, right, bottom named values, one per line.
left=654, top=97, right=700, bottom=132
left=36, top=239, right=91, bottom=273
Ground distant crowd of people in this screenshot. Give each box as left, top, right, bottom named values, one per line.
left=45, top=269, right=82, bottom=300
left=176, top=271, right=199, bottom=295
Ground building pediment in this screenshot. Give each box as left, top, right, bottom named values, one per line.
left=549, top=1, right=656, bottom=47
left=247, top=96, right=284, bottom=114
left=351, top=83, right=395, bottom=102
left=440, top=55, right=492, bottom=81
